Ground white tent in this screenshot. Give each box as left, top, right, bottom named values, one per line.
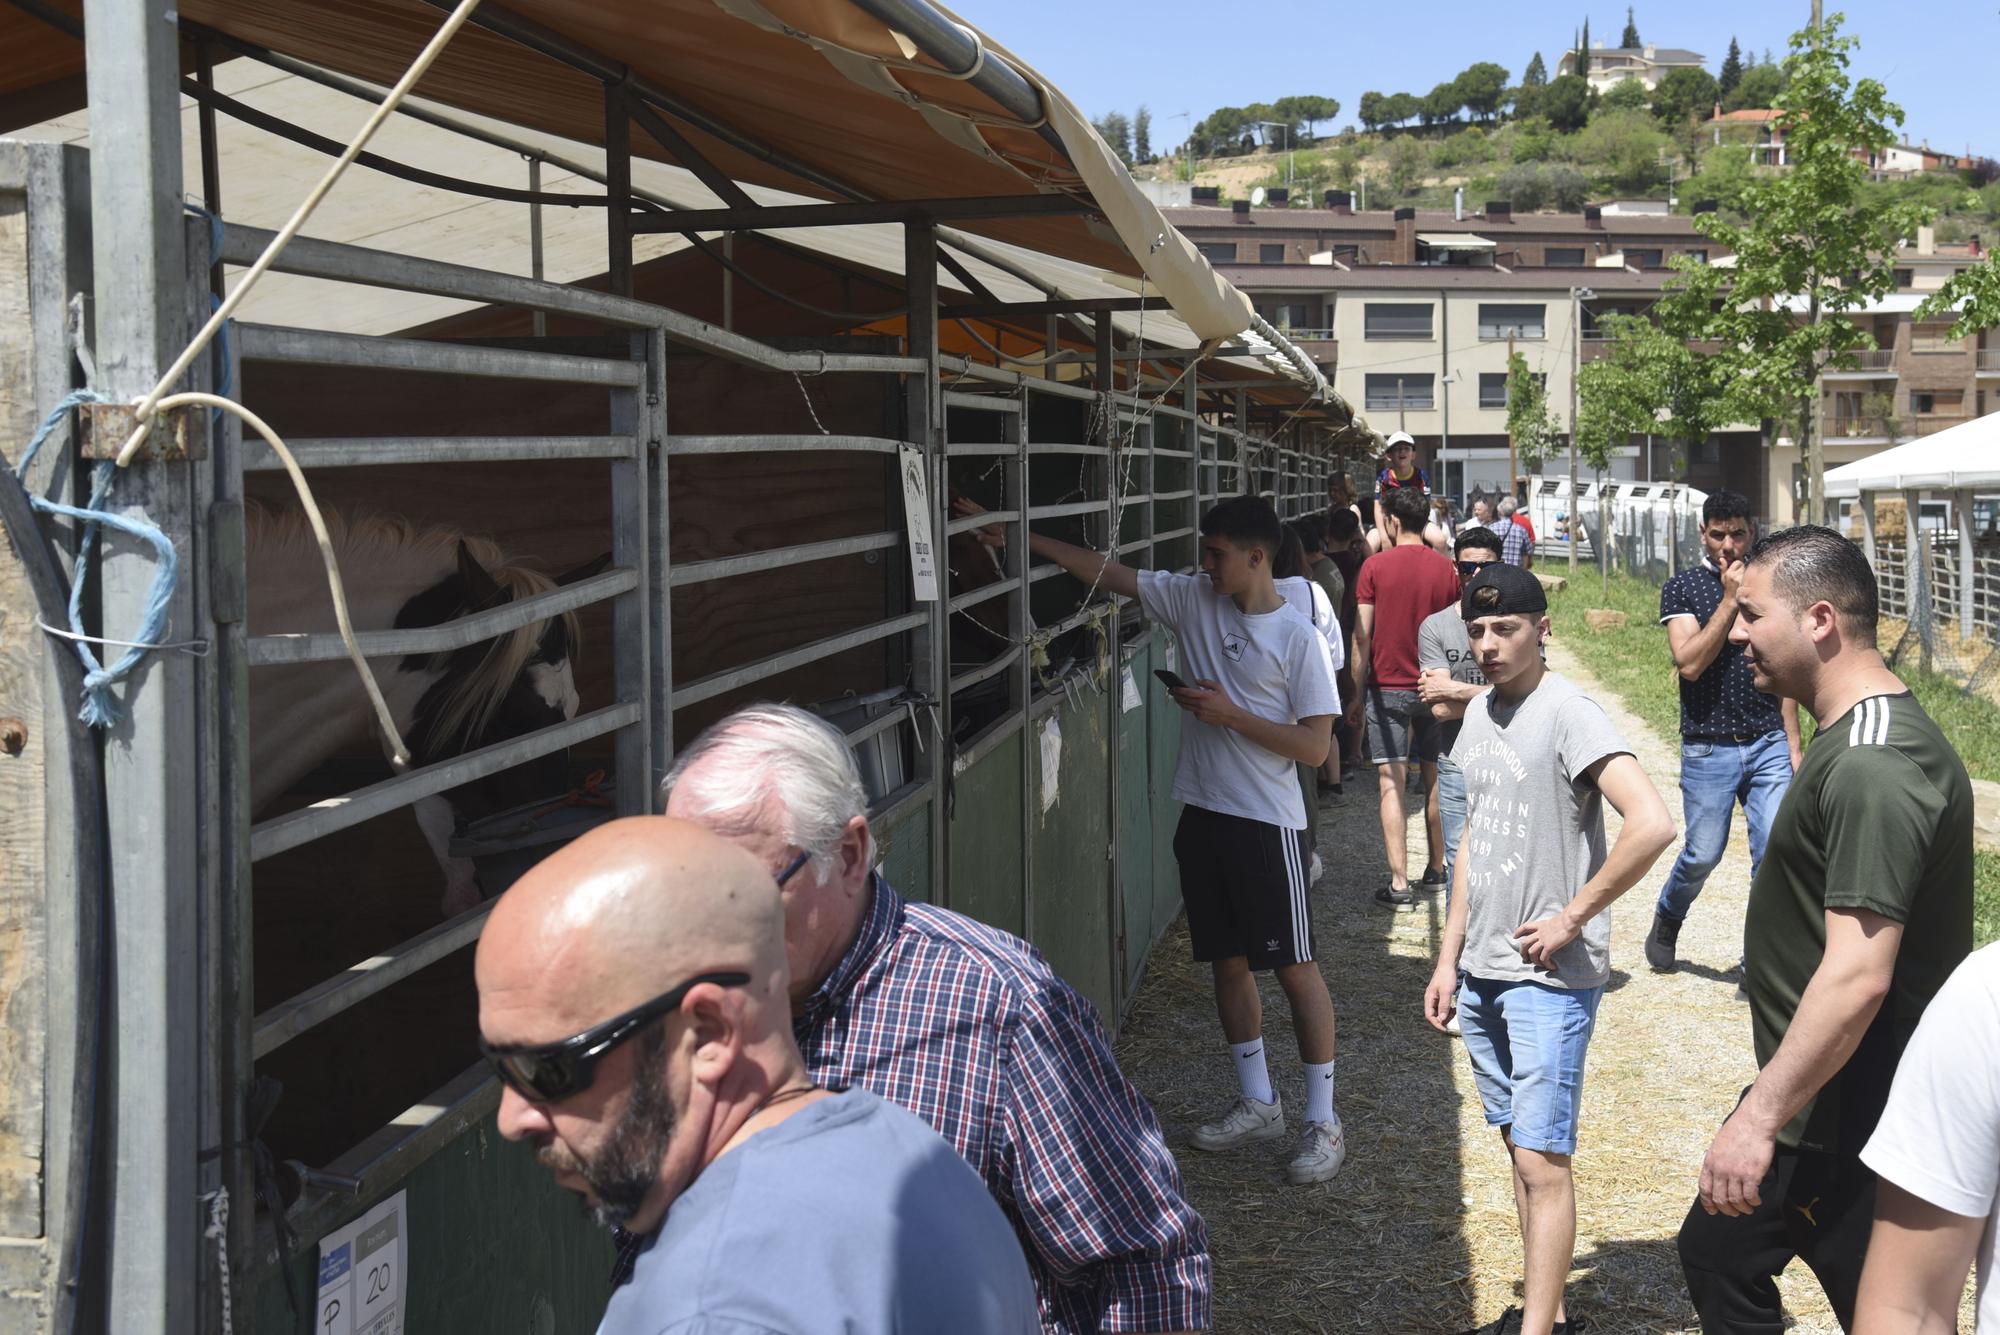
left=1824, top=410, right=2000, bottom=497
left=1824, top=409, right=2000, bottom=639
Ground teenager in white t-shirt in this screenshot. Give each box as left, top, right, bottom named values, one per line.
left=952, top=493, right=1344, bottom=1185
left=1855, top=941, right=2000, bottom=1334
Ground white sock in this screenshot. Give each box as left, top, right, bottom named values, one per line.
left=1303, top=1059, right=1336, bottom=1124
left=1230, top=1038, right=1275, bottom=1105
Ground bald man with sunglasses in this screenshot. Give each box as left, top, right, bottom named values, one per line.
left=476, top=816, right=1038, bottom=1335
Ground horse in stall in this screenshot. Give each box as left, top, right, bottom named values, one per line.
left=245, top=504, right=608, bottom=916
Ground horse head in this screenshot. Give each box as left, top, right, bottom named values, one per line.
left=396, top=542, right=611, bottom=913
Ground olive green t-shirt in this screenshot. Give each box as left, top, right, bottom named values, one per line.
left=1745, top=690, right=1974, bottom=1153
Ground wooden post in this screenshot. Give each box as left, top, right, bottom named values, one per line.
left=1960, top=487, right=1977, bottom=640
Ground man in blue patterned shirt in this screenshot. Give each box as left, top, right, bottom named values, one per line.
left=1647, top=490, right=1802, bottom=972
left=661, top=703, right=1211, bottom=1334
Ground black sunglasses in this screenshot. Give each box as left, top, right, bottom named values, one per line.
left=481, top=970, right=752, bottom=1103
left=1458, top=559, right=1500, bottom=577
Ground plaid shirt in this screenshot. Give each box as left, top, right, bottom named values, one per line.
left=1492, top=517, right=1534, bottom=566
left=796, top=876, right=1211, bottom=1334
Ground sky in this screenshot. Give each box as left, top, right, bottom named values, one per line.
left=950, top=1, right=1994, bottom=157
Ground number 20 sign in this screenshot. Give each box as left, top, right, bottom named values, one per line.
left=316, top=1190, right=407, bottom=1335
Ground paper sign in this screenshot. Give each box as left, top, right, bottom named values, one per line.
left=1121, top=667, right=1142, bottom=714
left=1039, top=716, right=1062, bottom=813
left=1165, top=643, right=1179, bottom=676
left=316, top=1190, right=407, bottom=1335
left=898, top=445, right=939, bottom=603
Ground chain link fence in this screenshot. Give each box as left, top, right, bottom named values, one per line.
left=1873, top=533, right=2000, bottom=699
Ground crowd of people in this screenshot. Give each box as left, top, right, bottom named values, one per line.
left=468, top=436, right=1992, bottom=1335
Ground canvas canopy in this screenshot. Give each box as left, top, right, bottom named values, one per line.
left=1824, top=411, right=2000, bottom=497
left=0, top=0, right=1278, bottom=352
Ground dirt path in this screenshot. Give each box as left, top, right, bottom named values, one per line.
left=1115, top=640, right=1846, bottom=1333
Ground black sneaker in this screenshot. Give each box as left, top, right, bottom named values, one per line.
left=1453, top=1310, right=1586, bottom=1335
left=1419, top=865, right=1447, bottom=890
left=1373, top=884, right=1417, bottom=912
left=1645, top=911, right=1683, bottom=972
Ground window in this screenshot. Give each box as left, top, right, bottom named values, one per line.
left=1895, top=268, right=1914, bottom=289
left=1478, top=303, right=1546, bottom=340
left=1477, top=370, right=1546, bottom=409
left=1684, top=249, right=1708, bottom=264
left=1545, top=247, right=1586, bottom=267
left=1365, top=373, right=1434, bottom=410
left=1913, top=319, right=1960, bottom=352
left=1196, top=242, right=1237, bottom=263
left=1626, top=248, right=1665, bottom=269
left=1912, top=389, right=1963, bottom=414
left=1259, top=243, right=1287, bottom=264
left=1363, top=303, right=1433, bottom=340
left=1259, top=302, right=1317, bottom=331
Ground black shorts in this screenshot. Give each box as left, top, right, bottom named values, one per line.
left=1172, top=805, right=1315, bottom=969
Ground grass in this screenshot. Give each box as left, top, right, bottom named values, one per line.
left=1549, top=566, right=2000, bottom=946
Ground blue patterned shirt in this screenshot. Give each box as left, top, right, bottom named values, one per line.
left=1659, top=560, right=1786, bottom=739
left=796, top=876, right=1211, bottom=1334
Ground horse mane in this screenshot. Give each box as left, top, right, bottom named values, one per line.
left=244, top=502, right=583, bottom=754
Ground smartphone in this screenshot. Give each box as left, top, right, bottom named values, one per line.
left=1153, top=668, right=1191, bottom=692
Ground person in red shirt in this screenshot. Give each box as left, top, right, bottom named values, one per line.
left=1354, top=486, right=1464, bottom=909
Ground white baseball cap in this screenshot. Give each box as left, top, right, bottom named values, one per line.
left=1384, top=431, right=1416, bottom=449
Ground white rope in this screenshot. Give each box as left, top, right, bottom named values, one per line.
left=112, top=0, right=488, bottom=466
left=39, top=621, right=210, bottom=656
left=155, top=391, right=410, bottom=768
left=204, top=1187, right=234, bottom=1335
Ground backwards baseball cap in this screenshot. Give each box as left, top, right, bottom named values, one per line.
left=1461, top=562, right=1549, bottom=620
left=1383, top=431, right=1416, bottom=450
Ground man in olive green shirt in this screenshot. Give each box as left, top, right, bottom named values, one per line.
left=1676, top=526, right=1973, bottom=1333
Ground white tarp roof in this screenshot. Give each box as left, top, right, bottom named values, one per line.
left=1417, top=232, right=1497, bottom=250
left=1825, top=411, right=2000, bottom=496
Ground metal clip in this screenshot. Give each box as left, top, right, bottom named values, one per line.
left=80, top=401, right=203, bottom=461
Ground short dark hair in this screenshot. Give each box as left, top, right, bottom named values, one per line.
left=1274, top=525, right=1313, bottom=579
left=1293, top=514, right=1330, bottom=553
left=1328, top=508, right=1361, bottom=544
left=1468, top=583, right=1506, bottom=614
left=1381, top=486, right=1431, bottom=533
left=1702, top=490, right=1754, bottom=527
left=1746, top=525, right=1879, bottom=641
left=1200, top=495, right=1284, bottom=557
left=1455, top=526, right=1502, bottom=557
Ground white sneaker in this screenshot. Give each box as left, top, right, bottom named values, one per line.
left=1309, top=852, right=1325, bottom=886
left=1191, top=1095, right=1286, bottom=1151
left=1445, top=1011, right=1462, bottom=1038
left=1287, top=1114, right=1347, bottom=1184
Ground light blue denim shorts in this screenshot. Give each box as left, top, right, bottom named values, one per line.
left=1456, top=975, right=1604, bottom=1155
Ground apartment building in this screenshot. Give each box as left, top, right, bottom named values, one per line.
left=1172, top=194, right=1765, bottom=505
left=1554, top=41, right=1706, bottom=94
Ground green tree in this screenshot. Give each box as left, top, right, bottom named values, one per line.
left=1506, top=351, right=1562, bottom=475
left=1680, top=142, right=1758, bottom=219
left=1093, top=110, right=1133, bottom=164
left=1719, top=37, right=1745, bottom=97
left=1133, top=105, right=1152, bottom=162
left=1459, top=62, right=1511, bottom=122
left=1358, top=91, right=1387, bottom=133
left=1422, top=79, right=1464, bottom=128
left=1543, top=74, right=1592, bottom=132
left=1385, top=91, right=1422, bottom=128
left=1275, top=94, right=1341, bottom=141
left=1603, top=77, right=1651, bottom=113
left=1725, top=61, right=1786, bottom=112
left=1524, top=52, right=1549, bottom=86
left=1914, top=256, right=2000, bottom=338
left=1580, top=17, right=1592, bottom=76
left=1620, top=5, right=1642, bottom=49
left=1576, top=109, right=1670, bottom=193
left=1652, top=66, right=1719, bottom=125
left=1386, top=134, right=1428, bottom=195
left=1660, top=12, right=1935, bottom=524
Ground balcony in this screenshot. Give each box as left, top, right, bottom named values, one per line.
left=1274, top=328, right=1337, bottom=366
left=1909, top=410, right=1973, bottom=438
left=1821, top=349, right=1897, bottom=379
left=1826, top=414, right=1894, bottom=443
left=1979, top=350, right=2000, bottom=376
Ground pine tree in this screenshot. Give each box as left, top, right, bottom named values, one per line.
left=1719, top=37, right=1744, bottom=96
left=1620, top=6, right=1641, bottom=49
left=1133, top=105, right=1152, bottom=163
left=1524, top=52, right=1548, bottom=86
left=1580, top=17, right=1592, bottom=76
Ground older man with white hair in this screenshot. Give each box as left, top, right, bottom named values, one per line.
left=660, top=704, right=1212, bottom=1335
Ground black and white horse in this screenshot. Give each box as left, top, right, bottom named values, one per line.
left=246, top=504, right=607, bottom=915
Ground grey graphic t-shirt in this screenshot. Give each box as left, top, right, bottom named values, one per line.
left=1455, top=671, right=1633, bottom=990
left=1417, top=604, right=1487, bottom=756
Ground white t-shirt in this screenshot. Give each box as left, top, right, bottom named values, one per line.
left=1136, top=570, right=1338, bottom=830
left=1861, top=941, right=2000, bottom=1334
left=1277, top=575, right=1346, bottom=682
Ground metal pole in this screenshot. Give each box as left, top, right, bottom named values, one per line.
left=527, top=155, right=546, bottom=338
left=1960, top=487, right=1977, bottom=640
left=81, top=0, right=197, bottom=1327
left=604, top=86, right=633, bottom=298
left=1569, top=286, right=1581, bottom=576
left=904, top=221, right=948, bottom=905
left=1095, top=317, right=1124, bottom=1003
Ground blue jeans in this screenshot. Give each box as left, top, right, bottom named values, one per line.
left=1655, top=729, right=1794, bottom=922
left=1456, top=976, right=1604, bottom=1155
left=1438, top=753, right=1467, bottom=905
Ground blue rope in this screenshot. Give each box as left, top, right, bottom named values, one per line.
left=15, top=391, right=183, bottom=729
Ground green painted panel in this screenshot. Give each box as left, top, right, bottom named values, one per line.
left=1149, top=630, right=1188, bottom=944
left=947, top=729, right=1027, bottom=936
left=253, top=1119, right=614, bottom=1333
left=875, top=799, right=931, bottom=902
left=1027, top=683, right=1116, bottom=1019
left=1117, top=639, right=1156, bottom=997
